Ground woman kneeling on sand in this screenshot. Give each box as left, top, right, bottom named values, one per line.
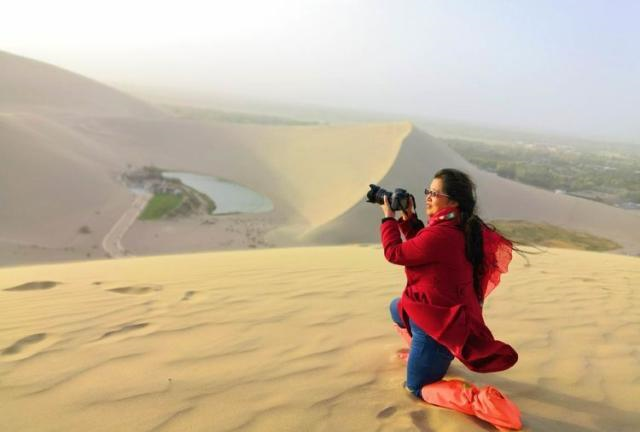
left=379, top=168, right=521, bottom=430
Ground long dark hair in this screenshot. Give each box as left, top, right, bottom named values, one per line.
left=434, top=168, right=500, bottom=304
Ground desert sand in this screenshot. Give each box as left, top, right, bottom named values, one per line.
left=1, top=246, right=638, bottom=431
left=2, top=50, right=640, bottom=432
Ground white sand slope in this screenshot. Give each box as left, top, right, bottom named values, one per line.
left=0, top=247, right=638, bottom=431
left=233, top=122, right=412, bottom=231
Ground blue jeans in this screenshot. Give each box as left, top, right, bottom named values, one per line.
left=390, top=297, right=454, bottom=399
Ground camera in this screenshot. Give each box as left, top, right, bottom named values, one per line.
left=366, top=184, right=412, bottom=212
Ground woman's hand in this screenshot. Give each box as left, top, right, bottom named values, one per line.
left=400, top=195, right=416, bottom=221
left=381, top=195, right=395, bottom=218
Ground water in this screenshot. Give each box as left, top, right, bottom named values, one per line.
left=161, top=171, right=273, bottom=214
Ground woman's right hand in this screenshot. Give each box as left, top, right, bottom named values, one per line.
left=401, top=195, right=416, bottom=221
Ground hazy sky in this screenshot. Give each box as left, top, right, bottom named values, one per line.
left=4, top=0, right=639, bottom=141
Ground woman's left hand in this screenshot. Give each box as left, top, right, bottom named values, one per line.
left=381, top=195, right=395, bottom=218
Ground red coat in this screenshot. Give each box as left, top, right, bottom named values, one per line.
left=381, top=207, right=518, bottom=373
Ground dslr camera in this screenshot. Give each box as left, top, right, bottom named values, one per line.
left=366, top=184, right=413, bottom=212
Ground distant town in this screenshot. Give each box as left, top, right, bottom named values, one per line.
left=444, top=138, right=640, bottom=209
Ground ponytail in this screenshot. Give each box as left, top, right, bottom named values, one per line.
left=435, top=168, right=527, bottom=306
left=461, top=212, right=485, bottom=304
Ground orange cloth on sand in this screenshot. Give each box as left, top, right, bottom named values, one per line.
left=393, top=324, right=521, bottom=430
left=420, top=379, right=522, bottom=431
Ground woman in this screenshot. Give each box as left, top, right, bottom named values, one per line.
left=379, top=168, right=518, bottom=399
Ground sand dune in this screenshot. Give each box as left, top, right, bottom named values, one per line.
left=0, top=246, right=638, bottom=431
left=2, top=49, right=639, bottom=268
left=0, top=96, right=413, bottom=262
left=0, top=49, right=413, bottom=259
left=304, top=128, right=640, bottom=253
left=0, top=50, right=160, bottom=118
left=68, top=117, right=411, bottom=230
left=0, top=112, right=132, bottom=251
left=0, top=50, right=161, bottom=264
left=241, top=122, right=411, bottom=230
left=86, top=117, right=639, bottom=252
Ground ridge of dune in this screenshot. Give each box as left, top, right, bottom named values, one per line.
left=302, top=127, right=473, bottom=243
left=0, top=246, right=638, bottom=431
left=241, top=121, right=412, bottom=232
left=303, top=127, right=640, bottom=253
left=0, top=50, right=161, bottom=118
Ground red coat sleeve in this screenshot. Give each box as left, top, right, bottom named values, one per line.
left=398, top=214, right=425, bottom=239
left=381, top=219, right=445, bottom=266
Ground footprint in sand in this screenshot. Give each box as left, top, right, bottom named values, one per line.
left=99, top=323, right=150, bottom=339
left=409, top=410, right=431, bottom=432
left=107, top=284, right=162, bottom=295
left=376, top=406, right=397, bottom=419
left=1, top=333, right=48, bottom=355
left=181, top=291, right=196, bottom=301
left=4, top=281, right=60, bottom=291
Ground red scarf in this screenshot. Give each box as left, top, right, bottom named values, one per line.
left=427, top=207, right=513, bottom=301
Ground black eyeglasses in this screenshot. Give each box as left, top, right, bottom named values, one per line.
left=424, top=189, right=450, bottom=199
